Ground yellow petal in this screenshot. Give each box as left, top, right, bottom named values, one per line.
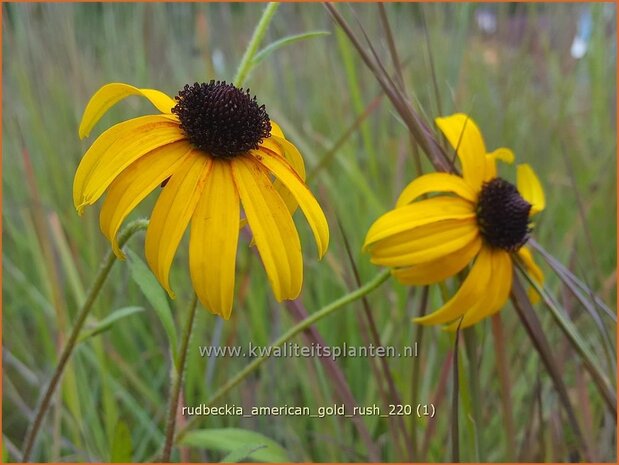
left=269, top=135, right=307, bottom=215
left=271, top=135, right=306, bottom=179
left=518, top=246, right=543, bottom=284
left=270, top=120, right=285, bottom=138
left=190, top=160, right=240, bottom=319
left=489, top=147, right=515, bottom=164
left=74, top=115, right=184, bottom=213
left=484, top=155, right=497, bottom=181
left=396, top=173, right=477, bottom=207
left=517, top=164, right=545, bottom=215
left=369, top=219, right=479, bottom=267
left=392, top=235, right=482, bottom=285
left=484, top=148, right=514, bottom=181
left=364, top=197, right=475, bottom=248
left=259, top=137, right=299, bottom=214
left=145, top=153, right=211, bottom=297
left=517, top=246, right=544, bottom=303
left=79, top=83, right=177, bottom=139
left=445, top=249, right=513, bottom=330
left=435, top=113, right=486, bottom=191
left=251, top=149, right=329, bottom=258
left=259, top=138, right=285, bottom=158
left=414, top=246, right=493, bottom=326
left=231, top=156, right=303, bottom=301
left=100, top=140, right=193, bottom=258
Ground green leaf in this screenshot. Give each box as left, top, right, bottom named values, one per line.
left=2, top=438, right=8, bottom=462
left=126, top=248, right=178, bottom=356
left=220, top=444, right=267, bottom=463
left=251, top=31, right=330, bottom=67
left=180, top=428, right=289, bottom=463
left=110, top=420, right=133, bottom=463
left=77, top=306, right=144, bottom=343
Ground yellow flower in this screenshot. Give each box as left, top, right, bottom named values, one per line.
left=364, top=113, right=545, bottom=330
left=74, top=82, right=329, bottom=319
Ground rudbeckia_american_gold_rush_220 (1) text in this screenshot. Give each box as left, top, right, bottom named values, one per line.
left=364, top=113, right=545, bottom=330
left=74, top=81, right=329, bottom=319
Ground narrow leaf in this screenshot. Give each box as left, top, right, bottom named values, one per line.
left=530, top=239, right=615, bottom=321
left=517, top=263, right=617, bottom=412
left=110, top=420, right=133, bottom=463
left=511, top=274, right=588, bottom=459
left=220, top=444, right=267, bottom=463
left=251, top=31, right=330, bottom=66
left=126, top=248, right=178, bottom=355
left=180, top=428, right=289, bottom=463
left=78, top=306, right=144, bottom=343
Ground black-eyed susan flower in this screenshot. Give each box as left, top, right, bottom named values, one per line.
left=74, top=82, right=329, bottom=319
left=364, top=113, right=545, bottom=330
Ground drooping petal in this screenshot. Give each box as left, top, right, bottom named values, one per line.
left=270, top=135, right=307, bottom=213
left=145, top=153, right=211, bottom=297
left=189, top=160, right=240, bottom=319
left=259, top=138, right=298, bottom=214
left=413, top=246, right=493, bottom=326
left=392, top=235, right=482, bottom=285
left=364, top=197, right=476, bottom=248
left=258, top=134, right=306, bottom=216
left=369, top=219, right=479, bottom=267
left=270, top=120, right=285, bottom=138
left=396, top=173, right=477, bottom=207
left=74, top=115, right=185, bottom=213
left=517, top=246, right=544, bottom=303
left=484, top=147, right=515, bottom=180
left=271, top=135, right=306, bottom=179
left=250, top=149, right=329, bottom=258
left=444, top=249, right=513, bottom=330
left=517, top=164, right=545, bottom=215
left=517, top=246, right=543, bottom=284
left=79, top=83, right=177, bottom=138
left=100, top=140, right=193, bottom=258
left=231, top=156, right=303, bottom=301
left=435, top=113, right=486, bottom=191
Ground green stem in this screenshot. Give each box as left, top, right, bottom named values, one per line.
left=21, top=219, right=148, bottom=462
left=409, top=286, right=428, bottom=458
left=174, top=268, right=392, bottom=443
left=162, top=294, right=199, bottom=462
left=233, top=2, right=280, bottom=87
left=451, top=322, right=462, bottom=462
left=464, top=327, right=483, bottom=461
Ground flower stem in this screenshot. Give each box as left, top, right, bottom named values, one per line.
left=174, top=268, right=392, bottom=444
left=20, top=219, right=148, bottom=462
left=161, top=293, right=199, bottom=463
left=233, top=2, right=280, bottom=87
left=491, top=315, right=516, bottom=459
left=451, top=320, right=463, bottom=462
left=464, top=327, right=483, bottom=461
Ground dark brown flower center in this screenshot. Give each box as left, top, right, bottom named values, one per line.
left=171, top=81, right=271, bottom=158
left=476, top=177, right=532, bottom=251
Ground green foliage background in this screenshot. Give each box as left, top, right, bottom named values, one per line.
left=3, top=2, right=616, bottom=462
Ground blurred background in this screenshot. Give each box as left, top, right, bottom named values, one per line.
left=3, top=2, right=616, bottom=462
